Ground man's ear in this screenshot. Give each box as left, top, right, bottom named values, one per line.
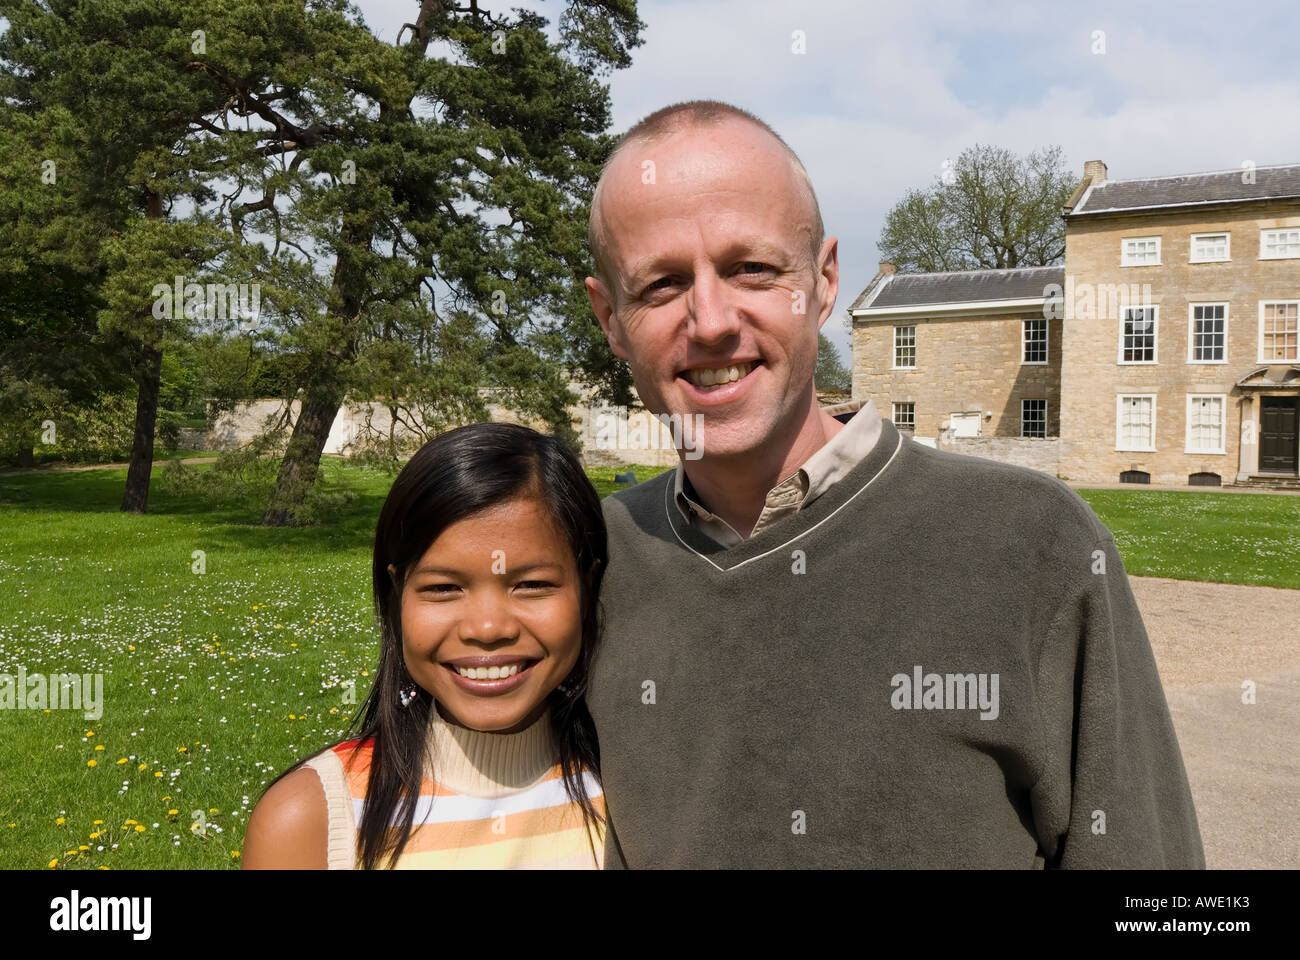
left=585, top=276, right=631, bottom=360
left=814, top=235, right=840, bottom=331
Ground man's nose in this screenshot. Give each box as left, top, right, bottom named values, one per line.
left=686, top=268, right=742, bottom=346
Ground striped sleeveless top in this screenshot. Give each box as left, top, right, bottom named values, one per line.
left=301, top=705, right=605, bottom=869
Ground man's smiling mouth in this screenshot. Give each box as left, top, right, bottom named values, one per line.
left=680, top=359, right=759, bottom=391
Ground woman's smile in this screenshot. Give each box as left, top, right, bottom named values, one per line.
left=441, top=655, right=541, bottom=694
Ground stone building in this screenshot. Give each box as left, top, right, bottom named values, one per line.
left=848, top=161, right=1300, bottom=487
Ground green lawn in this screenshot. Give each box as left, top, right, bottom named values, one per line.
left=0, top=460, right=1291, bottom=869
left=1075, top=488, right=1300, bottom=589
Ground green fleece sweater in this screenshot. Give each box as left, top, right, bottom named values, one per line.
left=588, top=417, right=1204, bottom=868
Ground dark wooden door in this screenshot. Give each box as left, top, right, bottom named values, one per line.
left=1259, top=396, right=1299, bottom=473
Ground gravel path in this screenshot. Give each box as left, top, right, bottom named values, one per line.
left=1130, top=575, right=1299, bottom=869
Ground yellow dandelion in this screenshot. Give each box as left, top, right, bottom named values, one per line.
left=98, top=866, right=110, bottom=870
left=116, top=758, right=127, bottom=764
left=288, top=714, right=296, bottom=720
left=208, top=807, right=218, bottom=814
left=93, top=820, right=103, bottom=825
left=125, top=819, right=137, bottom=825
left=138, top=763, right=146, bottom=771
left=167, top=809, right=178, bottom=816
left=94, top=744, right=104, bottom=751
left=55, top=817, right=65, bottom=825
left=87, top=759, right=96, bottom=767
left=84, top=731, right=94, bottom=738
left=78, top=845, right=88, bottom=851
left=134, top=824, right=145, bottom=833
left=177, top=746, right=187, bottom=753
left=153, top=772, right=162, bottom=778
left=128, top=645, right=135, bottom=651
left=48, top=859, right=57, bottom=868
left=230, top=851, right=241, bottom=859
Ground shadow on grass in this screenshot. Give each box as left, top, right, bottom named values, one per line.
left=0, top=461, right=391, bottom=553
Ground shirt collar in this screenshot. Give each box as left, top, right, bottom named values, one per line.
left=673, top=397, right=883, bottom=528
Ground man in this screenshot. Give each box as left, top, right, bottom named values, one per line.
left=583, top=100, right=1204, bottom=868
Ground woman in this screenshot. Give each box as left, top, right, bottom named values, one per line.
left=242, top=422, right=608, bottom=868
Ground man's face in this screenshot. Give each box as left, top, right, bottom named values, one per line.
left=586, top=119, right=838, bottom=459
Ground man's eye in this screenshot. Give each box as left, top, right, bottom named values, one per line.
left=645, top=276, right=676, bottom=293
left=739, top=262, right=771, bottom=275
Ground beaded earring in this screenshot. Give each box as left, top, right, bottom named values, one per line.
left=398, top=681, right=419, bottom=708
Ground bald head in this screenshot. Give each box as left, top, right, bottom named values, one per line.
left=588, top=101, right=825, bottom=298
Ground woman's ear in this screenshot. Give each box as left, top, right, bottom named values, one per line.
left=387, top=563, right=399, bottom=586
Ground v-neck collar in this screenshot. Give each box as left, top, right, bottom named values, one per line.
left=662, top=418, right=907, bottom=572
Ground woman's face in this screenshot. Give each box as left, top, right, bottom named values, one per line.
left=395, top=496, right=585, bottom=734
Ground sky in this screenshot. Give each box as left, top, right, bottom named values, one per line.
left=352, top=0, right=1300, bottom=365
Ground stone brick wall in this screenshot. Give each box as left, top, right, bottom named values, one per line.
left=1058, top=203, right=1300, bottom=484
left=852, top=309, right=1062, bottom=439
left=935, top=434, right=1061, bottom=477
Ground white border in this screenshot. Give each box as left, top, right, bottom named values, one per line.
left=1116, top=394, right=1157, bottom=452
left=1185, top=394, right=1227, bottom=455
left=1190, top=232, right=1231, bottom=263
left=1121, top=236, right=1162, bottom=267
left=1259, top=228, right=1300, bottom=260
left=892, top=323, right=916, bottom=370
left=891, top=401, right=915, bottom=431
left=1187, top=302, right=1228, bottom=364
left=1020, top=398, right=1048, bottom=438
left=1118, top=304, right=1159, bottom=364
left=1022, top=317, right=1048, bottom=365
left=1258, top=300, right=1300, bottom=363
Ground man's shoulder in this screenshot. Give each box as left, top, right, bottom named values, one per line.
left=898, top=438, right=1110, bottom=547
left=600, top=467, right=676, bottom=525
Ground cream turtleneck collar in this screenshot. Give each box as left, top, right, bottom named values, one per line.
left=426, top=702, right=559, bottom=798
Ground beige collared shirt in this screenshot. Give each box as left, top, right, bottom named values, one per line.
left=672, top=397, right=884, bottom=546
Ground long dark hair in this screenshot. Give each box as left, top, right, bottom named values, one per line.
left=262, top=422, right=608, bottom=869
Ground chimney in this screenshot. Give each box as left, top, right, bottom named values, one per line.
left=1083, top=160, right=1107, bottom=184
left=877, top=261, right=897, bottom=277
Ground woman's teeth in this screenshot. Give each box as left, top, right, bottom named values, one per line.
left=456, top=664, right=523, bottom=680
left=687, top=361, right=755, bottom=389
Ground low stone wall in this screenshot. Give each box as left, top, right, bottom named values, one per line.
left=175, top=427, right=211, bottom=450
left=934, top=432, right=1061, bottom=478
left=197, top=389, right=682, bottom=467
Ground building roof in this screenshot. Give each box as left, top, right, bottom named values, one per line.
left=849, top=265, right=1064, bottom=313
left=1069, top=163, right=1300, bottom=217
